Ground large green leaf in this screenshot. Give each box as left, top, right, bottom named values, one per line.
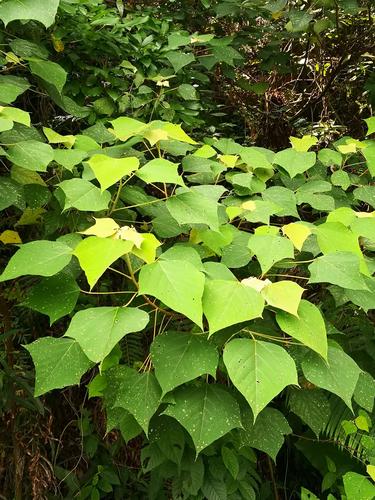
left=315, top=222, right=362, bottom=257
left=262, top=280, right=304, bottom=316
left=165, top=51, right=195, bottom=73
left=58, top=179, right=111, bottom=212
left=65, top=307, right=149, bottom=363
left=240, top=407, right=291, bottom=461
left=223, top=339, right=298, bottom=420
left=276, top=300, right=328, bottom=359
left=202, top=279, right=264, bottom=335
left=87, top=154, right=139, bottom=191
left=7, top=140, right=54, bottom=172
left=150, top=332, right=218, bottom=395
left=302, top=346, right=361, bottom=410
left=163, top=384, right=242, bottom=454
left=25, top=337, right=92, bottom=396
left=29, top=60, right=67, bottom=94
left=0, top=0, right=59, bottom=27
left=73, top=236, right=133, bottom=289
left=273, top=149, right=316, bottom=178
left=136, top=158, right=184, bottom=186
left=114, top=367, right=162, bottom=434
left=308, top=252, right=368, bottom=290
left=23, top=273, right=80, bottom=325
left=0, top=240, right=72, bottom=282
left=248, top=234, right=294, bottom=274
left=138, top=259, right=205, bottom=327
left=166, top=189, right=221, bottom=231
left=343, top=472, right=375, bottom=500
left=0, top=75, right=30, bottom=104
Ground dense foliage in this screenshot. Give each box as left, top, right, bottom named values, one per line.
left=0, top=1, right=374, bottom=499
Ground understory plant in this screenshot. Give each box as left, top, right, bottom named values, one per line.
left=1, top=103, right=375, bottom=498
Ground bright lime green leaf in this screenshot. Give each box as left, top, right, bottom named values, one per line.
left=263, top=280, right=305, bottom=316
left=80, top=218, right=120, bottom=238
left=0, top=240, right=72, bottom=282
left=74, top=236, right=132, bottom=289
left=248, top=234, right=294, bottom=274
left=240, top=407, right=291, bottom=461
left=29, top=60, right=67, bottom=93
left=315, top=222, right=362, bottom=257
left=355, top=415, right=369, bottom=432
left=365, top=117, right=375, bottom=136
left=114, top=366, right=162, bottom=434
left=0, top=0, right=59, bottom=27
left=302, top=346, right=361, bottom=410
left=276, top=300, right=327, bottom=359
left=0, top=75, right=30, bottom=104
left=273, top=149, right=316, bottom=178
left=87, top=154, right=139, bottom=191
left=282, top=222, right=311, bottom=251
left=166, top=189, right=220, bottom=231
left=308, top=252, right=368, bottom=290
left=351, top=216, right=375, bottom=241
left=53, top=149, right=87, bottom=171
left=0, top=117, right=13, bottom=132
left=136, top=158, right=184, bottom=186
left=301, top=488, right=319, bottom=500
left=240, top=147, right=274, bottom=170
left=326, top=207, right=356, bottom=226
left=223, top=339, right=298, bottom=420
left=163, top=384, right=242, bottom=454
left=197, top=225, right=233, bottom=255
left=43, top=127, right=75, bottom=148
left=132, top=233, right=161, bottom=264
left=288, top=389, right=330, bottom=437
left=65, top=307, right=149, bottom=363
left=290, top=135, right=318, bottom=152
left=7, top=140, right=54, bottom=172
left=150, top=332, right=218, bottom=395
left=109, top=117, right=147, bottom=141
left=58, top=179, right=111, bottom=212
left=331, top=169, right=351, bottom=189
left=0, top=106, right=30, bottom=126
left=194, top=144, right=216, bottom=158
left=203, top=280, right=264, bottom=335
left=138, top=260, right=205, bottom=327
left=161, top=123, right=197, bottom=145
left=23, top=273, right=80, bottom=325
left=343, top=472, right=375, bottom=500
left=363, top=145, right=375, bottom=177
left=25, top=337, right=92, bottom=396
left=367, top=465, right=375, bottom=482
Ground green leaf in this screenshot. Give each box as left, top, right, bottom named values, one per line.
left=363, top=145, right=375, bottom=177
left=276, top=300, right=327, bottom=359
left=0, top=176, right=23, bottom=210
left=318, top=148, right=342, bottom=167
left=65, top=307, right=149, bottom=363
left=288, top=388, right=330, bottom=437
left=166, top=188, right=221, bottom=231
left=354, top=372, right=375, bottom=412
left=23, top=273, right=80, bottom=325
left=273, top=149, right=316, bottom=178
left=136, top=158, right=184, bottom=186
left=365, top=117, right=375, bottom=136
left=0, top=75, right=30, bottom=104
left=178, top=83, right=197, bottom=100
left=240, top=407, right=291, bottom=461
left=0, top=106, right=30, bottom=126
left=308, top=252, right=368, bottom=290
left=58, top=179, right=111, bottom=212
left=74, top=236, right=133, bottom=289
left=25, top=337, right=92, bottom=396
left=165, top=51, right=195, bottom=73
left=262, top=280, right=304, bottom=316
left=87, top=154, right=139, bottom=191
left=248, top=234, right=294, bottom=274
left=331, top=170, right=351, bottom=190
left=290, top=135, right=318, bottom=152
left=223, top=339, right=298, bottom=420
left=114, top=366, right=162, bottom=434
left=150, top=331, right=218, bottom=395
left=138, top=260, right=205, bottom=327
left=315, top=222, right=362, bottom=258
left=343, top=276, right=375, bottom=312
left=202, top=280, right=264, bottom=335
left=353, top=186, right=375, bottom=208
left=54, top=149, right=87, bottom=171
left=221, top=446, right=239, bottom=479
left=163, top=384, right=242, bottom=454
left=29, top=60, right=67, bottom=93
left=0, top=240, right=72, bottom=282
left=343, top=472, right=375, bottom=500
left=109, top=117, right=147, bottom=142
left=7, top=140, right=54, bottom=172
left=302, top=346, right=361, bottom=410
left=0, top=0, right=59, bottom=28
left=262, top=186, right=299, bottom=218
